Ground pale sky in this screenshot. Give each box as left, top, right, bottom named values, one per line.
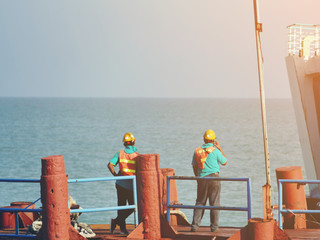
left=0, top=0, right=319, bottom=98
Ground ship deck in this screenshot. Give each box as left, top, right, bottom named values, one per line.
left=1, top=224, right=320, bottom=240
left=90, top=224, right=240, bottom=240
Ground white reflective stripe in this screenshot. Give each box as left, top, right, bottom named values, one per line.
left=122, top=168, right=136, bottom=173
left=119, top=159, right=136, bottom=164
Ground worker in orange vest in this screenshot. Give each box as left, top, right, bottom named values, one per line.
left=191, top=129, right=227, bottom=233
left=108, top=132, right=139, bottom=234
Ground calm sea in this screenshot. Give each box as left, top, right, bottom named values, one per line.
left=0, top=98, right=305, bottom=227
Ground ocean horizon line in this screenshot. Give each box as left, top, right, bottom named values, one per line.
left=0, top=96, right=291, bottom=100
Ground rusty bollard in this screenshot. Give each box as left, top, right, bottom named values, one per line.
left=276, top=166, right=307, bottom=229
left=39, top=155, right=70, bottom=239
left=136, top=154, right=162, bottom=239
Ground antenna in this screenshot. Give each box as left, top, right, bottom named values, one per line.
left=252, top=0, right=273, bottom=220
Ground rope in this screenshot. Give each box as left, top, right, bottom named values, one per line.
left=164, top=209, right=189, bottom=223
left=287, top=209, right=320, bottom=226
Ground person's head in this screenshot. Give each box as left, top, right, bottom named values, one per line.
left=123, top=132, right=135, bottom=146
left=203, top=129, right=216, bottom=143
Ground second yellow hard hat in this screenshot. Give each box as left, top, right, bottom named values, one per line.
left=123, top=132, right=135, bottom=142
left=203, top=129, right=216, bottom=141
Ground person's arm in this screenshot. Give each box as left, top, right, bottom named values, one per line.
left=193, top=165, right=198, bottom=176
left=108, top=152, right=120, bottom=176
left=214, top=140, right=227, bottom=165
left=108, top=162, right=118, bottom=176
left=192, top=153, right=198, bottom=176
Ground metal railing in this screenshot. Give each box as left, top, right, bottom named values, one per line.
left=0, top=179, right=41, bottom=238
left=0, top=176, right=138, bottom=238
left=166, top=176, right=252, bottom=225
left=287, top=23, right=320, bottom=58
left=278, top=179, right=320, bottom=229
left=68, top=176, right=139, bottom=226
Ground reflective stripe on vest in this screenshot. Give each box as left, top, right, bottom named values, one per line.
left=194, top=146, right=216, bottom=169
left=119, top=150, right=139, bottom=176
left=119, top=159, right=136, bottom=164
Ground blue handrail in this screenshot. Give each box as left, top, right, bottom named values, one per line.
left=68, top=176, right=136, bottom=183
left=0, top=176, right=139, bottom=238
left=166, top=176, right=252, bottom=225
left=278, top=179, right=320, bottom=229
left=0, top=208, right=42, bottom=213
left=68, top=176, right=139, bottom=227
left=0, top=178, right=41, bottom=238
left=0, top=179, right=40, bottom=183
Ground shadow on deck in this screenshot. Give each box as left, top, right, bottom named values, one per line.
left=1, top=224, right=320, bottom=239
left=90, top=224, right=320, bottom=240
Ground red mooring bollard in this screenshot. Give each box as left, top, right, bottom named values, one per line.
left=248, top=218, right=275, bottom=240
left=11, top=202, right=36, bottom=227
left=228, top=217, right=290, bottom=240
left=136, top=154, right=163, bottom=240
left=276, top=166, right=307, bottom=229
left=40, top=155, right=70, bottom=240
left=161, top=168, right=189, bottom=226
left=0, top=206, right=16, bottom=229
left=161, top=168, right=178, bottom=212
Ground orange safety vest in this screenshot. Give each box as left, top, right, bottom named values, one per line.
left=118, top=150, right=139, bottom=176
left=194, top=146, right=216, bottom=169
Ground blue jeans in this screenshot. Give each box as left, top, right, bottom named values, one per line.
left=191, top=173, right=221, bottom=230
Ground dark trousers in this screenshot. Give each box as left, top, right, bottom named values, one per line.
left=191, top=173, right=221, bottom=230
left=114, top=184, right=134, bottom=229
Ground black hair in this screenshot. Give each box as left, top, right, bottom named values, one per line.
left=124, top=140, right=135, bottom=146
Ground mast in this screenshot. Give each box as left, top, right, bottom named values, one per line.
left=252, top=0, right=273, bottom=220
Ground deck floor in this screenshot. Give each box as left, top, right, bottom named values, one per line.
left=90, top=224, right=239, bottom=240
left=1, top=224, right=320, bottom=239
left=92, top=224, right=320, bottom=240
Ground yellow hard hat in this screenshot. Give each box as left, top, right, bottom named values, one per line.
left=203, top=129, right=216, bottom=141
left=123, top=132, right=135, bottom=142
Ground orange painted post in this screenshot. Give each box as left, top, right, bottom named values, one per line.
left=276, top=166, right=307, bottom=229
left=136, top=154, right=162, bottom=240
left=40, top=155, right=70, bottom=240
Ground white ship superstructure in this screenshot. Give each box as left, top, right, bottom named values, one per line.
left=286, top=24, right=320, bottom=197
